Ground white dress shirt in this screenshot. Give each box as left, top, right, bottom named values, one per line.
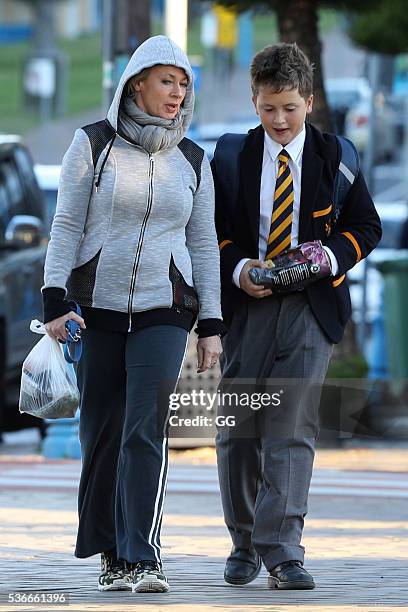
left=232, top=126, right=338, bottom=287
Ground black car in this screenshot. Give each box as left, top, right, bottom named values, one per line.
left=0, top=140, right=47, bottom=436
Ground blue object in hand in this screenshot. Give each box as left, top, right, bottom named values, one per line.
left=64, top=302, right=83, bottom=364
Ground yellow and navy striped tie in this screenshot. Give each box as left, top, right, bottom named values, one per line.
left=265, top=149, right=294, bottom=260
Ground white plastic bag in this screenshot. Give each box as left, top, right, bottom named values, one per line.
left=19, top=320, right=80, bottom=419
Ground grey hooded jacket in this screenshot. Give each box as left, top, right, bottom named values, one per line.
left=42, top=36, right=223, bottom=335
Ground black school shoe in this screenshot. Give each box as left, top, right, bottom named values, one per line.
left=268, top=560, right=315, bottom=590
left=129, top=560, right=170, bottom=593
left=98, top=550, right=131, bottom=591
left=224, top=546, right=262, bottom=585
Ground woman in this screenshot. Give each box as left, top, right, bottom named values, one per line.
left=42, top=35, right=225, bottom=594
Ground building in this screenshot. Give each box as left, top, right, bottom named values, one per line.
left=0, top=0, right=101, bottom=43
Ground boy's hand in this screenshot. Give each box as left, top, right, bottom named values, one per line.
left=239, top=260, right=273, bottom=298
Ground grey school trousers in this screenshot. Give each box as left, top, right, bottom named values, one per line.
left=216, top=293, right=333, bottom=570
left=74, top=325, right=188, bottom=564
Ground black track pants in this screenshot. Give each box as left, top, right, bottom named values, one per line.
left=74, top=325, right=188, bottom=563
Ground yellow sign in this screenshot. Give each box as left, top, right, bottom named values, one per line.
left=213, top=5, right=238, bottom=49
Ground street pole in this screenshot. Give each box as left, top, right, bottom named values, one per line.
left=102, top=0, right=114, bottom=114
left=358, top=53, right=381, bottom=354
left=31, top=0, right=55, bottom=53
left=363, top=53, right=381, bottom=192
left=20, top=0, right=68, bottom=119
left=164, top=0, right=188, bottom=51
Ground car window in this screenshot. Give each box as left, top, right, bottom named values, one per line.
left=1, top=161, right=24, bottom=210
left=0, top=182, right=11, bottom=241
left=14, top=147, right=44, bottom=219
left=43, top=188, right=58, bottom=231
left=327, top=91, right=359, bottom=108
left=14, top=147, right=35, bottom=179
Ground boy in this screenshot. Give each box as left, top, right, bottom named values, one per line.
left=212, top=43, right=381, bottom=590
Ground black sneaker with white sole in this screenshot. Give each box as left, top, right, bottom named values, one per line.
left=98, top=550, right=131, bottom=591
left=129, top=560, right=169, bottom=593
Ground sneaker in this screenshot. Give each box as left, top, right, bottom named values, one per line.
left=129, top=560, right=170, bottom=593
left=98, top=550, right=131, bottom=591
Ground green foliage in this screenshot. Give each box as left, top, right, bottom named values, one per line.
left=0, top=40, right=36, bottom=134
left=206, top=0, right=381, bottom=12
left=251, top=13, right=278, bottom=49
left=59, top=34, right=102, bottom=114
left=348, top=0, right=408, bottom=55
left=0, top=34, right=101, bottom=134
left=327, top=354, right=369, bottom=379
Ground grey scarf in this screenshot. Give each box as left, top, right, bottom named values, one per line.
left=118, top=95, right=190, bottom=153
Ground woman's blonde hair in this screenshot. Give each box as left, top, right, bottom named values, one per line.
left=126, top=67, right=152, bottom=97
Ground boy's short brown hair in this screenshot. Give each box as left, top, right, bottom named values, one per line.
left=250, top=43, right=313, bottom=99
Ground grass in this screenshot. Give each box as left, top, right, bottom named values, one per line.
left=59, top=34, right=102, bottom=115
left=327, top=354, right=369, bottom=379
left=0, top=9, right=338, bottom=135
left=0, top=39, right=35, bottom=134
left=0, top=33, right=101, bottom=135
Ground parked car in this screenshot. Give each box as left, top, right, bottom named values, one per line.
left=0, top=140, right=47, bottom=437
left=325, top=77, right=371, bottom=135
left=345, top=92, right=399, bottom=162
left=190, top=117, right=259, bottom=159
left=34, top=164, right=60, bottom=230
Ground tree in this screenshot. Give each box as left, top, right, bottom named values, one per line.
left=349, top=0, right=408, bottom=55
left=202, top=0, right=382, bottom=131
left=114, top=0, right=151, bottom=54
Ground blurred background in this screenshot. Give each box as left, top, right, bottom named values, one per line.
left=2, top=0, right=408, bottom=454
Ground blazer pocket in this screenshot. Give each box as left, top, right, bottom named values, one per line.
left=169, top=255, right=199, bottom=315
left=312, top=203, right=333, bottom=218
left=313, top=203, right=333, bottom=237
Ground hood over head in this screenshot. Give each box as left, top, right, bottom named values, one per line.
left=107, top=35, right=194, bottom=135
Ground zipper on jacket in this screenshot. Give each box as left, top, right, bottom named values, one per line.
left=127, top=154, right=155, bottom=332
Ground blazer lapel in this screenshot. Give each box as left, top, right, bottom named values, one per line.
left=239, top=124, right=264, bottom=254
left=298, top=123, right=324, bottom=243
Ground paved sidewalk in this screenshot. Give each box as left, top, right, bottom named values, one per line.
left=0, top=445, right=407, bottom=612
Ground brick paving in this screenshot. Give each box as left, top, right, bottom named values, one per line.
left=0, top=446, right=407, bottom=612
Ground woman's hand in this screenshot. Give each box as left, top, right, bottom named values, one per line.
left=196, top=335, right=223, bottom=373
left=45, top=311, right=86, bottom=342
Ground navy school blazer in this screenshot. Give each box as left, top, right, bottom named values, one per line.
left=211, top=122, right=382, bottom=344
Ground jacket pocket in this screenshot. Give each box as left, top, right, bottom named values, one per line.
left=169, top=255, right=199, bottom=315
left=312, top=203, right=333, bottom=219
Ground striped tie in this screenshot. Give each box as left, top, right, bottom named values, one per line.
left=265, top=149, right=294, bottom=260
